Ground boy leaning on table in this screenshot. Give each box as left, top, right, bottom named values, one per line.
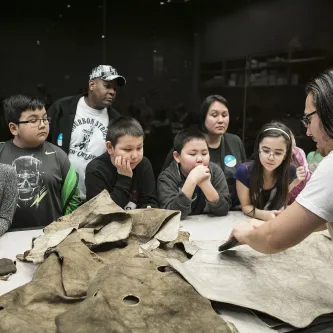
left=85, top=116, right=158, bottom=209
left=157, top=128, right=231, bottom=219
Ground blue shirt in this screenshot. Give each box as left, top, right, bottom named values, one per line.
left=234, top=161, right=297, bottom=209
left=235, top=161, right=296, bottom=188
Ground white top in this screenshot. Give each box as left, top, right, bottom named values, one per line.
left=68, top=97, right=109, bottom=200
left=296, top=150, right=333, bottom=238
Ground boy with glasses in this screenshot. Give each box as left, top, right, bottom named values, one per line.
left=0, top=95, right=80, bottom=230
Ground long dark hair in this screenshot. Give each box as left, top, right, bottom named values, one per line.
left=249, top=121, right=293, bottom=211
left=306, top=68, right=333, bottom=139
left=199, top=95, right=228, bottom=133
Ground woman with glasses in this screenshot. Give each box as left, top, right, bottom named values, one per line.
left=229, top=69, right=333, bottom=254
left=234, top=121, right=301, bottom=221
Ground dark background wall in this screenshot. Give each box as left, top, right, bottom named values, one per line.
left=0, top=0, right=194, bottom=111
left=1, top=0, right=333, bottom=170
left=202, top=0, right=333, bottom=61
left=197, top=0, right=333, bottom=155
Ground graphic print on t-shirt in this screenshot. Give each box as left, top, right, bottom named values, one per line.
left=68, top=97, right=109, bottom=200
left=69, top=117, right=108, bottom=161
left=73, top=125, right=95, bottom=151
left=12, top=155, right=48, bottom=208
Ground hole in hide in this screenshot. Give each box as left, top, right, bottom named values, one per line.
left=123, top=295, right=140, bottom=305
left=157, top=265, right=174, bottom=273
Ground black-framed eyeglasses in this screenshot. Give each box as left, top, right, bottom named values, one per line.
left=17, top=117, right=51, bottom=128
left=301, top=111, right=317, bottom=128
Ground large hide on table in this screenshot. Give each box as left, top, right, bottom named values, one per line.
left=55, top=258, right=235, bottom=333
left=22, top=190, right=182, bottom=264
left=168, top=232, right=333, bottom=328
left=0, top=191, right=234, bottom=333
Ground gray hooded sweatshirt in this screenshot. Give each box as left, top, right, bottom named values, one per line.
left=157, top=161, right=231, bottom=219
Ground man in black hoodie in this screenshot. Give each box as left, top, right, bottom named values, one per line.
left=47, top=65, right=126, bottom=200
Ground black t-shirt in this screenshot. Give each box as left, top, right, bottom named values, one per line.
left=209, top=135, right=246, bottom=199
left=208, top=146, right=222, bottom=167
left=85, top=152, right=158, bottom=209
left=262, top=188, right=274, bottom=208
left=0, top=141, right=71, bottom=229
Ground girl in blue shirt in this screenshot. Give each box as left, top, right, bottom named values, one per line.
left=235, top=122, right=299, bottom=221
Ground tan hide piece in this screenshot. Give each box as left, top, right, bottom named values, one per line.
left=168, top=232, right=333, bottom=328
left=55, top=258, right=235, bottom=333
left=21, top=191, right=182, bottom=264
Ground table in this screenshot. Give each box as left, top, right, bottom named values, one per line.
left=0, top=212, right=276, bottom=332
left=0, top=229, right=42, bottom=295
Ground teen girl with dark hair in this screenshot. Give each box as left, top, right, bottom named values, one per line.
left=235, top=121, right=300, bottom=221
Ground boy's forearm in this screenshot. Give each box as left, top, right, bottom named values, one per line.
left=203, top=170, right=231, bottom=216
left=158, top=176, right=192, bottom=219
left=165, top=195, right=192, bottom=219
left=181, top=177, right=197, bottom=200
left=86, top=172, right=132, bottom=207
left=199, top=181, right=219, bottom=203
left=159, top=191, right=192, bottom=219
left=207, top=195, right=230, bottom=216
left=139, top=194, right=159, bottom=208
left=110, top=176, right=133, bottom=207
